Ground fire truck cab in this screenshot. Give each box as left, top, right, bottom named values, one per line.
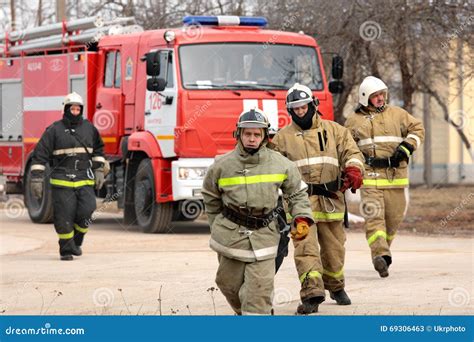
left=0, top=15, right=344, bottom=233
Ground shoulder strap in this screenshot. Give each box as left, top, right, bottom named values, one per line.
left=69, top=129, right=93, bottom=161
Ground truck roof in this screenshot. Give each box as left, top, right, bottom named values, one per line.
left=98, top=26, right=318, bottom=48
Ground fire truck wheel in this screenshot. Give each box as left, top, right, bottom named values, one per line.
left=134, top=158, right=173, bottom=233
left=24, top=163, right=54, bottom=223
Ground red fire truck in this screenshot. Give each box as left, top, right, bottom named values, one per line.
left=0, top=15, right=344, bottom=233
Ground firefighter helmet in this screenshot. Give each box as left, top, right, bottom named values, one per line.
left=63, top=92, right=84, bottom=111
left=235, top=108, right=270, bottom=138
left=358, top=76, right=388, bottom=107
left=286, top=83, right=319, bottom=109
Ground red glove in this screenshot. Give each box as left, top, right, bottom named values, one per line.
left=290, top=217, right=312, bottom=240
left=340, top=166, right=363, bottom=193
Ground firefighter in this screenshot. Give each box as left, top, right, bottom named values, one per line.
left=202, top=108, right=316, bottom=315
left=29, top=92, right=106, bottom=261
left=345, top=76, right=425, bottom=277
left=271, top=83, right=364, bottom=311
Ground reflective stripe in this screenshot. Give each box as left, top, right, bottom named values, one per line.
left=363, top=178, right=409, bottom=187
left=254, top=245, right=279, bottom=259
left=406, top=134, right=421, bottom=148
left=50, top=179, right=95, bottom=187
left=294, top=156, right=339, bottom=168
left=209, top=238, right=278, bottom=260
left=92, top=156, right=105, bottom=163
left=218, top=174, right=287, bottom=187
left=323, top=268, right=344, bottom=279
left=358, top=138, right=373, bottom=146
left=53, top=147, right=93, bottom=156
left=313, top=212, right=345, bottom=220
left=358, top=136, right=403, bottom=147
left=299, top=270, right=322, bottom=283
left=387, top=233, right=396, bottom=241
left=367, top=230, right=387, bottom=246
left=30, top=164, right=46, bottom=171
left=58, top=231, right=74, bottom=240
left=74, top=224, right=89, bottom=234
left=24, top=96, right=64, bottom=111
left=399, top=145, right=411, bottom=157
left=345, top=158, right=364, bottom=167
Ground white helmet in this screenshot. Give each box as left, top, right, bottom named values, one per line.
left=63, top=92, right=84, bottom=111
left=286, top=83, right=319, bottom=109
left=358, top=76, right=387, bottom=107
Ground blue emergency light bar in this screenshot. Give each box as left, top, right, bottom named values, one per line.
left=183, top=15, right=267, bottom=27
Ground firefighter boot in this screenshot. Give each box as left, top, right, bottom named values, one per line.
left=373, top=256, right=389, bottom=278
left=296, top=296, right=325, bottom=315
left=59, top=239, right=82, bottom=261
left=330, top=289, right=351, bottom=305
left=73, top=232, right=85, bottom=255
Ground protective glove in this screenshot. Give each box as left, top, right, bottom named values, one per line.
left=30, top=169, right=44, bottom=199
left=290, top=217, right=311, bottom=240
left=94, top=168, right=105, bottom=190
left=30, top=178, right=44, bottom=198
left=339, top=166, right=363, bottom=193
left=390, top=141, right=414, bottom=167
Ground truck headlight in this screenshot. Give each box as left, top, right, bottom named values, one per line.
left=178, top=167, right=207, bottom=180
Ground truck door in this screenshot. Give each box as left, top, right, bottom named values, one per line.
left=144, top=49, right=177, bottom=158
left=94, top=48, right=123, bottom=154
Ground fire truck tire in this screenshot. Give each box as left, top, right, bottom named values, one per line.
left=24, top=163, right=54, bottom=223
left=134, top=158, right=173, bottom=233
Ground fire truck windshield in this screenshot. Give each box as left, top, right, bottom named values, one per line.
left=179, top=43, right=323, bottom=91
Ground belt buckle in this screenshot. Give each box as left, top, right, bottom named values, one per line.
left=66, top=173, right=76, bottom=180
left=248, top=216, right=260, bottom=229
left=238, top=227, right=253, bottom=236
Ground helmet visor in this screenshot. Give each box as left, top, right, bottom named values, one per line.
left=238, top=121, right=268, bottom=129
left=286, top=90, right=313, bottom=108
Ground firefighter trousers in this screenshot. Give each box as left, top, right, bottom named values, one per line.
left=293, top=223, right=326, bottom=301
left=52, top=185, right=96, bottom=255
left=360, top=188, right=406, bottom=262
left=317, top=221, right=346, bottom=292
left=215, top=254, right=275, bottom=315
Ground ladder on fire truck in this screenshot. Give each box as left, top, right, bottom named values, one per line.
left=0, top=16, right=143, bottom=56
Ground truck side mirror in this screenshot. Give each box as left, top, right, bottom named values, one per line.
left=146, top=52, right=160, bottom=77
left=331, top=55, right=343, bottom=80
left=328, top=80, right=344, bottom=94
left=147, top=78, right=167, bottom=92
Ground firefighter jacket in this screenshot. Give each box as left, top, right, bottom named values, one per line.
left=30, top=117, right=105, bottom=188
left=344, top=105, right=425, bottom=189
left=271, top=113, right=364, bottom=223
left=202, top=141, right=313, bottom=263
